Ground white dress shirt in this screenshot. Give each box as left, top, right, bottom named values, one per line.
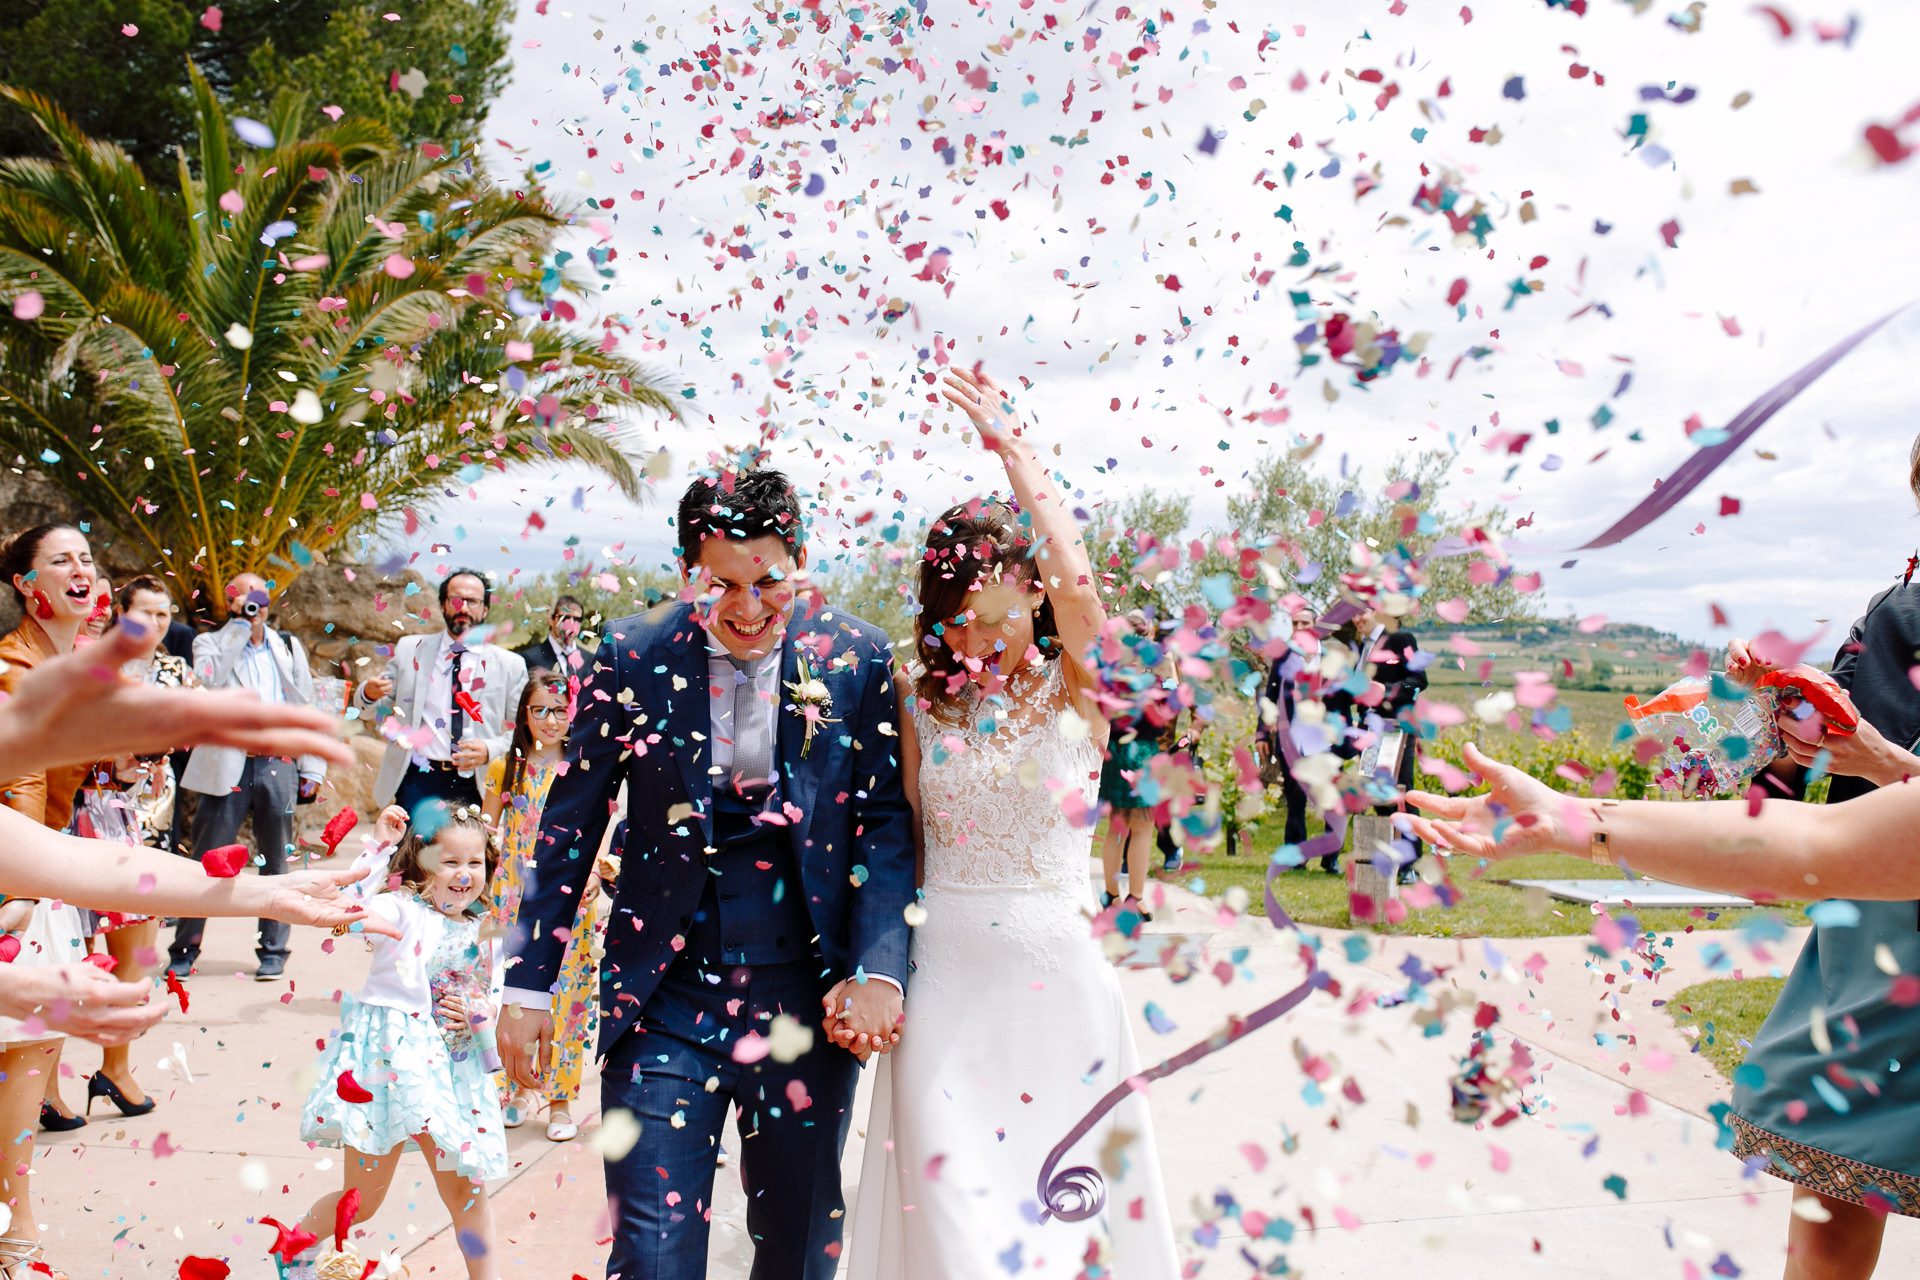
left=420, top=634, right=461, bottom=761
left=236, top=630, right=286, bottom=704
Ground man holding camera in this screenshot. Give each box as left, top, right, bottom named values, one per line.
left=167, top=572, right=328, bottom=981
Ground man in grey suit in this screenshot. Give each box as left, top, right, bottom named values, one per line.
left=168, top=572, right=329, bottom=981
left=356, top=568, right=527, bottom=815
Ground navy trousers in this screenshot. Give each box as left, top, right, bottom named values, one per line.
left=601, top=960, right=859, bottom=1280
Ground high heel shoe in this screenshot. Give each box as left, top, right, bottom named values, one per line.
left=86, top=1072, right=155, bottom=1118
left=37, top=1101, right=85, bottom=1133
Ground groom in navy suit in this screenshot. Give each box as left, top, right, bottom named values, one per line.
left=499, top=468, right=915, bottom=1280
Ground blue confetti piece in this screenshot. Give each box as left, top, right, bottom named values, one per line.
left=233, top=117, right=275, bottom=148
left=1805, top=900, right=1861, bottom=928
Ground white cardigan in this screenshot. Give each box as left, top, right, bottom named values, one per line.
left=338, top=837, right=502, bottom=1015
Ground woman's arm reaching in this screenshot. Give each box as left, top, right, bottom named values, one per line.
left=0, top=804, right=400, bottom=937
left=1406, top=741, right=1920, bottom=902
left=0, top=619, right=353, bottom=780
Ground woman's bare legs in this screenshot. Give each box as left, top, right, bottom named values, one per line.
left=1122, top=810, right=1155, bottom=900
left=0, top=1042, right=58, bottom=1250
left=1782, top=1189, right=1885, bottom=1280
left=1098, top=814, right=1127, bottom=901
left=36, top=1038, right=71, bottom=1122
left=97, top=921, right=157, bottom=1106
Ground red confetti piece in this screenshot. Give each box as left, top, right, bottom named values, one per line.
left=335, top=1070, right=375, bottom=1104
left=260, top=1218, right=319, bottom=1265
left=320, top=808, right=359, bottom=856
left=165, top=969, right=190, bottom=1013
left=178, top=1259, right=230, bottom=1280
left=336, top=1188, right=363, bottom=1250
left=199, top=844, right=249, bottom=878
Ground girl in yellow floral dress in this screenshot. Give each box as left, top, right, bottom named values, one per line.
left=481, top=673, right=607, bottom=1142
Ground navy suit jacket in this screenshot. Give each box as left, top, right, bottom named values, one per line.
left=507, top=599, right=916, bottom=1052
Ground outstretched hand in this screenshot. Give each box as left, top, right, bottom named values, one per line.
left=1402, top=742, right=1571, bottom=861
left=262, top=866, right=404, bottom=939
left=0, top=620, right=353, bottom=780
left=939, top=366, right=1029, bottom=455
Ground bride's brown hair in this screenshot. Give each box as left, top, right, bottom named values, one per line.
left=913, top=498, right=1058, bottom=715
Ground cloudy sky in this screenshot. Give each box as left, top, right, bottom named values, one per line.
left=424, top=0, right=1920, bottom=647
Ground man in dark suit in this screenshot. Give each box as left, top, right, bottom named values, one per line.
left=498, top=469, right=915, bottom=1280
left=1352, top=611, right=1428, bottom=880
left=514, top=594, right=591, bottom=677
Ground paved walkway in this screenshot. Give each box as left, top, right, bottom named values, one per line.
left=33, top=873, right=1917, bottom=1279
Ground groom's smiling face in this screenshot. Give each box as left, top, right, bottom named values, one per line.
left=686, top=534, right=805, bottom=661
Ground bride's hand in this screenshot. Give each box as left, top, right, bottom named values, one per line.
left=940, top=366, right=1029, bottom=455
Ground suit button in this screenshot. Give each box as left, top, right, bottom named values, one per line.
left=724, top=939, right=740, bottom=951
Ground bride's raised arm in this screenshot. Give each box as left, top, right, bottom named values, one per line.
left=938, top=367, right=1108, bottom=698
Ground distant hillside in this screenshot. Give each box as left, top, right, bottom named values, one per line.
left=1431, top=616, right=1702, bottom=694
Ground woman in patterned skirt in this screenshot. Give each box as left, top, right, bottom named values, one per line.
left=482, top=672, right=605, bottom=1142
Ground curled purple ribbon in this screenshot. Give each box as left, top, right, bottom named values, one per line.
left=1042, top=307, right=1913, bottom=1216
left=1573, top=305, right=1910, bottom=550
left=1037, top=602, right=1363, bottom=1222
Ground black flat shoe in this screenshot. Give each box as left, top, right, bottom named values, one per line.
left=38, top=1101, right=86, bottom=1132
left=86, top=1072, right=155, bottom=1118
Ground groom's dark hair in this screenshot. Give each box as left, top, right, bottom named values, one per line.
left=676, top=468, right=806, bottom=568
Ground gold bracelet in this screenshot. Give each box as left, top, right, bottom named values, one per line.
left=1588, top=799, right=1621, bottom=865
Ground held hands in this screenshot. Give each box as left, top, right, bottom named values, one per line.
left=499, top=1003, right=554, bottom=1089
left=820, top=977, right=904, bottom=1063
left=1402, top=742, right=1573, bottom=861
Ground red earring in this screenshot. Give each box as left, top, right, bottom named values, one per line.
left=30, top=589, right=54, bottom=620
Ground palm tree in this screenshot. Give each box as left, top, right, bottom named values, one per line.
left=0, top=64, right=679, bottom=610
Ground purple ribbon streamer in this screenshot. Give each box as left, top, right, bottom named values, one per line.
left=1572, top=305, right=1910, bottom=550
left=1036, top=601, right=1364, bottom=1222
left=1040, top=307, right=1912, bottom=1216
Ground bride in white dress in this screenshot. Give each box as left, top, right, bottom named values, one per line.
left=845, top=367, right=1180, bottom=1278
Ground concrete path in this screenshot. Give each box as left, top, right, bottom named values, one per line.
left=32, top=873, right=1917, bottom=1279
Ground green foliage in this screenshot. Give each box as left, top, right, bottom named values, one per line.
left=1668, top=976, right=1787, bottom=1080
left=0, top=1, right=510, bottom=176
left=1085, top=487, right=1193, bottom=617
left=1221, top=446, right=1539, bottom=626
left=0, top=72, right=680, bottom=612
left=493, top=562, right=683, bottom=650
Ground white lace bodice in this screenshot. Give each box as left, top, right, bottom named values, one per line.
left=912, top=660, right=1101, bottom=891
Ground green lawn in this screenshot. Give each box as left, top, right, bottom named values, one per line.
left=1667, top=976, right=1787, bottom=1079
left=1166, top=809, right=1803, bottom=940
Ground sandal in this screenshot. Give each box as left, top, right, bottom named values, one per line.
left=546, top=1109, right=579, bottom=1142
left=0, top=1235, right=63, bottom=1278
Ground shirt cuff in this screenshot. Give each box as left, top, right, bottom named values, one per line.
left=863, top=973, right=904, bottom=994
left=502, top=985, right=553, bottom=1012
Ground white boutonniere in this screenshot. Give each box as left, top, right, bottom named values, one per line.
left=785, top=652, right=837, bottom=758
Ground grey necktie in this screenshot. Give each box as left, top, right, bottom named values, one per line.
left=730, top=655, right=775, bottom=788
